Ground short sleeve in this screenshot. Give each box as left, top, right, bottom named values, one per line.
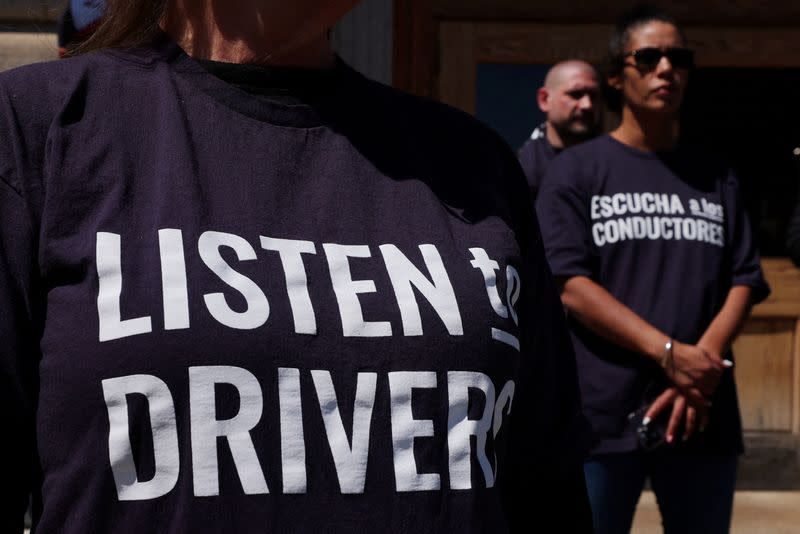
left=0, top=177, right=40, bottom=533
left=723, top=171, right=770, bottom=304
left=535, top=152, right=595, bottom=279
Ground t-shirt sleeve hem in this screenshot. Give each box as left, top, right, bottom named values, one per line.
left=732, top=278, right=771, bottom=305
left=549, top=267, right=594, bottom=280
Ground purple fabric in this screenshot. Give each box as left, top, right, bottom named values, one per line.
left=0, top=37, right=589, bottom=533
left=516, top=125, right=559, bottom=203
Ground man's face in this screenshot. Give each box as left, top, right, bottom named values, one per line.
left=539, top=68, right=602, bottom=141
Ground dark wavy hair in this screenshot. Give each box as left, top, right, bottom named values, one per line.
left=75, top=0, right=167, bottom=54
left=603, top=4, right=688, bottom=111
left=606, top=4, right=687, bottom=78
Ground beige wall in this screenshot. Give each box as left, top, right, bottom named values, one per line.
left=0, top=31, right=57, bottom=71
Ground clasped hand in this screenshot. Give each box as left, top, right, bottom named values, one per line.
left=644, top=387, right=705, bottom=444
left=664, top=341, right=729, bottom=408
left=646, top=342, right=731, bottom=443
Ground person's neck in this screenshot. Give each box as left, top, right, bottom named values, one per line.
left=611, top=106, right=679, bottom=152
left=545, top=123, right=566, bottom=150
left=161, top=0, right=336, bottom=68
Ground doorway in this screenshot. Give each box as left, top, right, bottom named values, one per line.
left=682, top=68, right=800, bottom=256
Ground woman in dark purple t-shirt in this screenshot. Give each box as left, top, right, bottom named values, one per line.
left=537, top=6, right=769, bottom=534
left=0, top=1, right=592, bottom=532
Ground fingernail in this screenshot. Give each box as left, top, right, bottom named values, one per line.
left=723, top=359, right=734, bottom=368
left=667, top=434, right=673, bottom=443
left=642, top=417, right=651, bottom=426
left=682, top=435, right=689, bottom=442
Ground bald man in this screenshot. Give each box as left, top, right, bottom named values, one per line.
left=517, top=60, right=602, bottom=201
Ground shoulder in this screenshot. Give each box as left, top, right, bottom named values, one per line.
left=0, top=46, right=154, bottom=104
left=517, top=136, right=546, bottom=160
left=517, top=124, right=547, bottom=154
left=346, top=68, right=515, bottom=173
left=0, top=45, right=160, bottom=133
left=342, top=68, right=536, bottom=239
left=517, top=137, right=535, bottom=158
left=541, top=136, right=610, bottom=192
left=557, top=135, right=612, bottom=163
left=516, top=138, right=542, bottom=181
left=341, top=64, right=528, bottom=187
left=0, top=55, right=85, bottom=127
left=0, top=46, right=159, bottom=192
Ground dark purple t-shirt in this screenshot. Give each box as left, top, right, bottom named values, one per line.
left=536, top=135, right=769, bottom=456
left=0, top=38, right=589, bottom=533
left=516, top=124, right=559, bottom=204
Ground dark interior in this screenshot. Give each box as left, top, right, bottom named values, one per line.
left=682, top=68, right=800, bottom=256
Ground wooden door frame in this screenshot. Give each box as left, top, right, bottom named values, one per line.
left=394, top=0, right=800, bottom=99
left=437, top=22, right=800, bottom=115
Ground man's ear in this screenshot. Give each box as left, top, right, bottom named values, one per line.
left=537, top=87, right=549, bottom=113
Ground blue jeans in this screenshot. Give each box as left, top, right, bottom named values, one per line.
left=584, top=451, right=737, bottom=534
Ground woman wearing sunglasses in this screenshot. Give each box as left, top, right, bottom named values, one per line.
left=536, top=5, right=769, bottom=534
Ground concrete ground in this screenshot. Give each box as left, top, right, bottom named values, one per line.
left=632, top=491, right=800, bottom=534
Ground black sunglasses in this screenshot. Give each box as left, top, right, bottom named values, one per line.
left=621, top=47, right=695, bottom=71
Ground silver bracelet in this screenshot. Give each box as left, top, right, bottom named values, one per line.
left=660, top=338, right=674, bottom=370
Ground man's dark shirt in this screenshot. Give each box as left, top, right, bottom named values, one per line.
left=517, top=124, right=560, bottom=204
